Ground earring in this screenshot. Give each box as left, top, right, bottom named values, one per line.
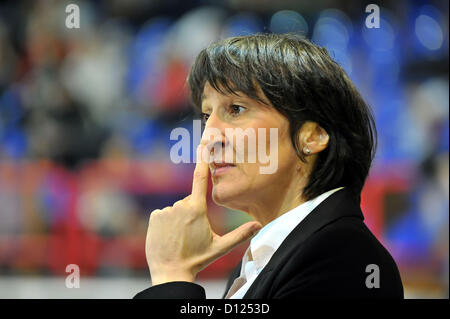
left=303, top=147, right=311, bottom=155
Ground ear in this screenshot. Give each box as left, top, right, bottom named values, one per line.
left=298, top=121, right=329, bottom=155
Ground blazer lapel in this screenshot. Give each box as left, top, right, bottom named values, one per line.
left=242, top=187, right=364, bottom=298
left=222, top=260, right=242, bottom=297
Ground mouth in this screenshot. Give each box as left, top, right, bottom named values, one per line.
left=211, top=162, right=236, bottom=177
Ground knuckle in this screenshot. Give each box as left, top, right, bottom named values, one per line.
left=173, top=200, right=185, bottom=208
left=151, top=209, right=161, bottom=215
left=161, top=206, right=172, bottom=212
left=149, top=209, right=161, bottom=222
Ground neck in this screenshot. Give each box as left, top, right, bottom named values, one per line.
left=244, top=174, right=309, bottom=226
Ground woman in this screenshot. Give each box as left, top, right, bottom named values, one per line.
left=134, top=33, right=403, bottom=299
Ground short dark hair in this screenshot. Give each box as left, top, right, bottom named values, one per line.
left=187, top=33, right=377, bottom=202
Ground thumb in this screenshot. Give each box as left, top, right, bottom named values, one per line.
left=216, top=222, right=262, bottom=255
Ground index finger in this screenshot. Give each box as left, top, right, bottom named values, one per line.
left=191, top=144, right=210, bottom=204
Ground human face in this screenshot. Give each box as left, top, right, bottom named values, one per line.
left=200, top=82, right=301, bottom=215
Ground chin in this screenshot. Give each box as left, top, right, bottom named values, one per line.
left=211, top=183, right=243, bottom=207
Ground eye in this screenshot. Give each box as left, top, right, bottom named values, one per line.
left=201, top=112, right=210, bottom=123
left=229, top=104, right=246, bottom=116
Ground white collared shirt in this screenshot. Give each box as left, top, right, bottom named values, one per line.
left=225, top=186, right=345, bottom=299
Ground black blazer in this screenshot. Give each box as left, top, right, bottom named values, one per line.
left=134, top=188, right=404, bottom=299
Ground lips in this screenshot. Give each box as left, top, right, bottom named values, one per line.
left=213, top=162, right=235, bottom=168
left=211, top=162, right=235, bottom=176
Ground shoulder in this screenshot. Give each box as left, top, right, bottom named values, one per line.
left=306, top=216, right=381, bottom=249
left=302, top=216, right=393, bottom=262
left=272, top=216, right=404, bottom=298
left=295, top=215, right=400, bottom=277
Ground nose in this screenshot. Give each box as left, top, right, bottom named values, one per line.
left=200, top=112, right=229, bottom=158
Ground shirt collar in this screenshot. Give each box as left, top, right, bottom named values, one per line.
left=241, top=187, right=345, bottom=276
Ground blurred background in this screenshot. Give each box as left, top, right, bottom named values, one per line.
left=0, top=0, right=448, bottom=298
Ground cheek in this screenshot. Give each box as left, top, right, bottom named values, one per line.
left=238, top=162, right=260, bottom=182
left=275, top=122, right=298, bottom=162
left=257, top=123, right=294, bottom=171
left=231, top=119, right=295, bottom=181
left=238, top=160, right=277, bottom=189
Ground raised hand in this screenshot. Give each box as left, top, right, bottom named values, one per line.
left=146, top=144, right=262, bottom=285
